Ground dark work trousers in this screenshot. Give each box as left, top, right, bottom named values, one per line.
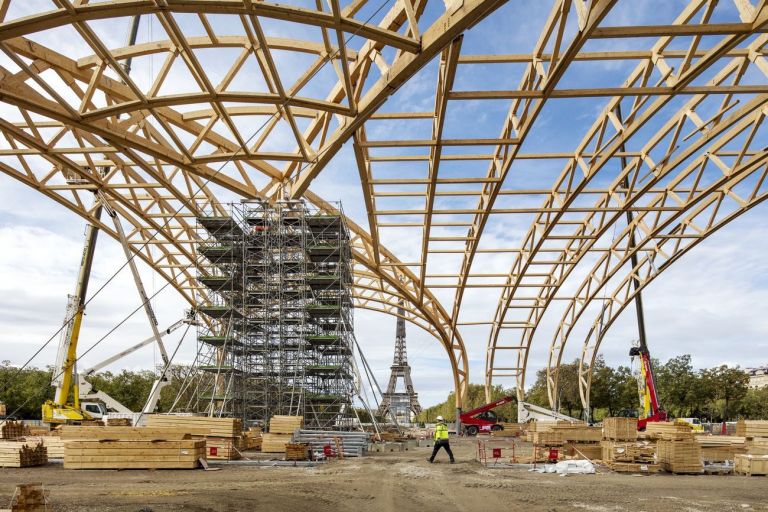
left=429, top=439, right=454, bottom=462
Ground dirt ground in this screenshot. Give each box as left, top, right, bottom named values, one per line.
left=1, top=438, right=767, bottom=512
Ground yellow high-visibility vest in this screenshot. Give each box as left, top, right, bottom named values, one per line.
left=434, top=422, right=449, bottom=440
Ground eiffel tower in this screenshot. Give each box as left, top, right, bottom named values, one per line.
left=378, top=301, right=421, bottom=423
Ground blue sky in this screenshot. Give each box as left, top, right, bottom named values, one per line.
left=1, top=0, right=767, bottom=408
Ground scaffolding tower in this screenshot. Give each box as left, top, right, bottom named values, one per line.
left=193, top=200, right=355, bottom=429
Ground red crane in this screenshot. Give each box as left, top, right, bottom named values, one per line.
left=459, top=396, right=516, bottom=436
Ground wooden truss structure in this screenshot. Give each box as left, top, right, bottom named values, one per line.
left=1, top=0, right=767, bottom=410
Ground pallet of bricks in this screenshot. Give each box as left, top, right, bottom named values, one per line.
left=0, top=441, right=47, bottom=468
left=601, top=417, right=659, bottom=473
left=650, top=422, right=702, bottom=474
left=734, top=420, right=768, bottom=476
left=145, top=415, right=243, bottom=461
left=262, top=416, right=303, bottom=454
left=553, top=423, right=602, bottom=461
left=60, top=425, right=205, bottom=469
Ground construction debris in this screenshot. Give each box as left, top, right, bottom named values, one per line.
left=63, top=439, right=205, bottom=469
left=0, top=442, right=48, bottom=468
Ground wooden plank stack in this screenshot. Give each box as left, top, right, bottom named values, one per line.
left=269, top=415, right=303, bottom=434
left=553, top=424, right=602, bottom=443
left=9, top=483, right=47, bottom=512
left=610, top=462, right=661, bottom=473
left=106, top=417, right=132, bottom=426
left=734, top=454, right=768, bottom=476
left=601, top=441, right=655, bottom=463
left=0, top=441, right=48, bottom=468
left=563, top=442, right=602, bottom=460
left=657, top=438, right=702, bottom=474
left=747, top=438, right=768, bottom=456
left=242, top=429, right=263, bottom=451
left=64, top=439, right=205, bottom=469
left=18, top=437, right=65, bottom=458
left=492, top=423, right=523, bottom=437
left=736, top=420, right=768, bottom=438
left=262, top=433, right=293, bottom=453
left=285, top=443, right=310, bottom=461
left=145, top=415, right=243, bottom=460
left=59, top=426, right=190, bottom=441
left=645, top=421, right=693, bottom=440
left=0, top=420, right=25, bottom=440
left=531, top=431, right=563, bottom=446
left=696, top=436, right=746, bottom=462
left=602, top=418, right=637, bottom=441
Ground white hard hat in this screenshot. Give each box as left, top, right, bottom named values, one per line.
left=436, top=415, right=445, bottom=422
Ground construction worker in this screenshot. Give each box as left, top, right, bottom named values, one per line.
left=428, top=415, right=455, bottom=464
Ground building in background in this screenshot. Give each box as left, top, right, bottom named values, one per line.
left=746, top=366, right=768, bottom=389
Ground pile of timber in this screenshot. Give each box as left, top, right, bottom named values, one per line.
left=285, top=443, right=310, bottom=461
left=657, top=438, right=703, bottom=474
left=9, top=483, right=48, bottom=512
left=696, top=436, right=746, bottom=462
left=262, top=416, right=303, bottom=454
left=0, top=403, right=5, bottom=416
left=530, top=431, right=563, bottom=446
left=491, top=423, right=524, bottom=437
left=747, top=438, right=768, bottom=455
left=601, top=441, right=656, bottom=463
left=609, top=461, right=661, bottom=473
left=19, top=436, right=65, bottom=458
left=563, top=442, right=602, bottom=461
left=106, top=417, right=132, bottom=426
left=736, top=420, right=768, bottom=438
left=645, top=421, right=693, bottom=440
left=0, top=420, right=25, bottom=440
left=0, top=441, right=48, bottom=468
left=25, top=426, right=51, bottom=436
left=602, top=418, right=637, bottom=441
left=64, top=439, right=205, bottom=469
left=734, top=454, right=768, bottom=476
left=145, top=415, right=243, bottom=460
left=59, top=426, right=189, bottom=441
left=553, top=424, right=602, bottom=443
left=242, top=429, right=263, bottom=451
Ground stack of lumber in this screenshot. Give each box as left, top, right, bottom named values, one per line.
left=25, top=426, right=51, bottom=436
left=145, top=415, right=244, bottom=460
left=496, top=422, right=524, bottom=437
left=0, top=420, right=25, bottom=440
left=0, top=441, right=48, bottom=468
left=59, top=426, right=190, bottom=440
left=736, top=420, right=768, bottom=438
left=657, top=438, right=702, bottom=474
left=554, top=424, right=602, bottom=443
left=19, top=437, right=65, bottom=458
left=601, top=441, right=656, bottom=463
left=9, top=483, right=47, bottom=512
left=242, top=430, right=262, bottom=451
left=645, top=421, right=693, bottom=440
left=602, top=418, right=637, bottom=441
left=530, top=431, right=563, bottom=446
left=610, top=461, right=661, bottom=473
left=564, top=442, right=602, bottom=460
left=106, top=417, right=132, bottom=426
left=145, top=415, right=243, bottom=437
left=375, top=431, right=399, bottom=442
left=696, top=436, right=746, bottom=462
left=64, top=439, right=205, bottom=469
left=262, top=433, right=293, bottom=453
left=747, top=438, right=768, bottom=455
left=734, top=454, right=768, bottom=476
left=0, top=403, right=5, bottom=416
left=285, top=443, right=310, bottom=461
left=269, top=415, right=303, bottom=434
left=524, top=421, right=556, bottom=442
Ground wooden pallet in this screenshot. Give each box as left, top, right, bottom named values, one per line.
left=268, top=416, right=303, bottom=435
left=285, top=443, right=310, bottom=461
left=734, top=454, right=768, bottom=476
left=0, top=441, right=48, bottom=468
left=144, top=415, right=242, bottom=437
left=64, top=439, right=205, bottom=469
left=609, top=462, right=661, bottom=473
left=601, top=441, right=656, bottom=463
left=602, top=418, right=638, bottom=441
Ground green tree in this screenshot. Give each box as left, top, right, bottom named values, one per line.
left=0, top=361, right=55, bottom=419
left=699, top=365, right=749, bottom=421
left=655, top=355, right=698, bottom=417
